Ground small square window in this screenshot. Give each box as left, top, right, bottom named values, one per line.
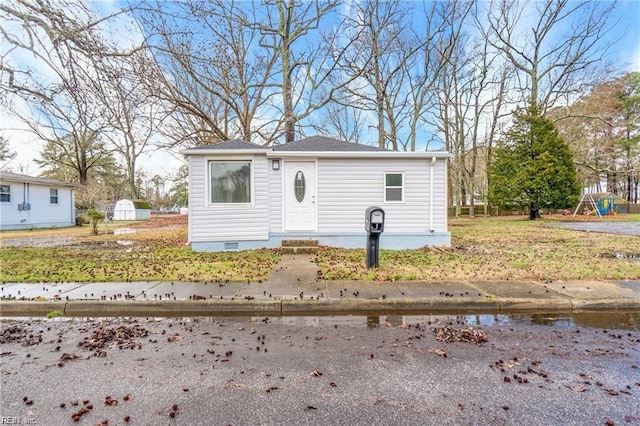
left=384, top=173, right=403, bottom=202
left=0, top=184, right=10, bottom=202
left=210, top=161, right=252, bottom=203
left=50, top=188, right=59, bottom=204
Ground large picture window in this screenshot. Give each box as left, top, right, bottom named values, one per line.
left=210, top=161, right=252, bottom=203
left=384, top=173, right=403, bottom=202
left=50, top=188, right=59, bottom=204
left=0, top=184, right=10, bottom=202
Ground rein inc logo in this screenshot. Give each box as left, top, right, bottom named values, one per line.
left=0, top=418, right=36, bottom=424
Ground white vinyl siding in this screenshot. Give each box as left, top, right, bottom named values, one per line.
left=0, top=183, right=75, bottom=230
left=189, top=155, right=269, bottom=242
left=316, top=158, right=447, bottom=233
left=269, top=166, right=283, bottom=231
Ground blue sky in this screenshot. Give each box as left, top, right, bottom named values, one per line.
left=615, top=0, right=640, bottom=71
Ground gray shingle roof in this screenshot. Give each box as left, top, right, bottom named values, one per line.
left=193, top=140, right=266, bottom=150
left=271, top=136, right=389, bottom=152
left=0, top=171, right=80, bottom=187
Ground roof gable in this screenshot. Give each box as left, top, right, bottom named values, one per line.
left=271, top=136, right=389, bottom=152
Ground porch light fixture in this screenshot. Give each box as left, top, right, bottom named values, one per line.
left=272, top=159, right=280, bottom=170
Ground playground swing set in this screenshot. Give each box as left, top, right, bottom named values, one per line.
left=572, top=193, right=618, bottom=217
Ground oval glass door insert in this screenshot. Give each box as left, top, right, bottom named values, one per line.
left=294, top=171, right=306, bottom=202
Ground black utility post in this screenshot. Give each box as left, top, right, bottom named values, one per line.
left=365, top=206, right=385, bottom=268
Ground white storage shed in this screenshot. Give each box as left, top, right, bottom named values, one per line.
left=113, top=199, right=151, bottom=221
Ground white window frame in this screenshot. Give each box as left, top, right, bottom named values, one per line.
left=384, top=172, right=404, bottom=203
left=50, top=188, right=59, bottom=204
left=0, top=184, right=10, bottom=202
left=208, top=159, right=254, bottom=206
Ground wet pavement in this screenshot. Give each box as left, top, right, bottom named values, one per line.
left=1, top=315, right=638, bottom=425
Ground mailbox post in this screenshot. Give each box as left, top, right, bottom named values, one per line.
left=365, top=206, right=385, bottom=268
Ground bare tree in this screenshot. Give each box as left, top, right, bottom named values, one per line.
left=314, top=102, right=367, bottom=144
left=0, top=0, right=142, bottom=183
left=337, top=0, right=423, bottom=150
left=247, top=0, right=365, bottom=144
left=134, top=0, right=281, bottom=147
left=135, top=0, right=355, bottom=147
left=405, top=0, right=473, bottom=152
left=481, top=0, right=618, bottom=114
left=551, top=72, right=640, bottom=202
left=92, top=51, right=167, bottom=198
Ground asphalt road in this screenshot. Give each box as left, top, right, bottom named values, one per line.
left=1, top=315, right=639, bottom=426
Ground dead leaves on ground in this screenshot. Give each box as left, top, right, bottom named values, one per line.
left=434, top=326, right=488, bottom=344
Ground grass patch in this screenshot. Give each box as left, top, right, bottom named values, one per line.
left=46, top=310, right=64, bottom=319
left=0, top=226, right=279, bottom=283
left=318, top=216, right=640, bottom=282
left=2, top=215, right=638, bottom=283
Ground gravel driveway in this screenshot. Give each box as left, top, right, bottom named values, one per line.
left=548, top=221, right=640, bottom=236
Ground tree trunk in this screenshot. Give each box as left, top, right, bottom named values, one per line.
left=529, top=204, right=539, bottom=220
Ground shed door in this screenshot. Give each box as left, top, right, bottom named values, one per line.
left=284, top=161, right=316, bottom=231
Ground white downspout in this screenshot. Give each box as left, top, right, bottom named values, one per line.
left=429, top=157, right=436, bottom=232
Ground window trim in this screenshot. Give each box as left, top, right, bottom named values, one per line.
left=50, top=188, right=59, bottom=204
left=0, top=184, right=10, bottom=203
left=207, top=159, right=254, bottom=206
left=383, top=172, right=404, bottom=203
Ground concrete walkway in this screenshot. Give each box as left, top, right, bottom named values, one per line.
left=1, top=254, right=639, bottom=317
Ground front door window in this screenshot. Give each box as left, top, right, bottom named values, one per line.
left=294, top=171, right=306, bottom=202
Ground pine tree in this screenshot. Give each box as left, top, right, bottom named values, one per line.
left=489, top=109, right=580, bottom=220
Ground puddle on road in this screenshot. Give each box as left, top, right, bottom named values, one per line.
left=188, top=312, right=640, bottom=331
left=4, top=313, right=639, bottom=331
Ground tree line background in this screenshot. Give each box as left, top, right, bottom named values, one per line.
left=0, top=0, right=638, bottom=214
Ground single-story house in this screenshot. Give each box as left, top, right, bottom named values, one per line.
left=113, top=199, right=152, bottom=221
left=0, top=171, right=80, bottom=230
left=181, top=136, right=450, bottom=252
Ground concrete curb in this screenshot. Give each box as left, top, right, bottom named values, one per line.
left=570, top=298, right=640, bottom=311
left=0, top=301, right=66, bottom=317
left=281, top=298, right=502, bottom=316
left=2, top=297, right=639, bottom=317
left=64, top=300, right=282, bottom=317
left=497, top=298, right=573, bottom=311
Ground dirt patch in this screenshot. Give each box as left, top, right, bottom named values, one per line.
left=127, top=214, right=187, bottom=228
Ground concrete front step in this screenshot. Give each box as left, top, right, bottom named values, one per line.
left=281, top=239, right=319, bottom=247
left=280, top=246, right=319, bottom=254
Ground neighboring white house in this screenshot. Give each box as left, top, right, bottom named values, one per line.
left=181, top=136, right=451, bottom=252
left=0, top=171, right=80, bottom=230
left=113, top=199, right=151, bottom=221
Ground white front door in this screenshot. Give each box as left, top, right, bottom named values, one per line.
left=284, top=161, right=316, bottom=231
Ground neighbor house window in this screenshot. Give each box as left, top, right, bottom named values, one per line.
left=210, top=161, right=252, bottom=203
left=384, top=173, right=403, bottom=202
left=50, top=188, right=59, bottom=204
left=0, top=185, right=10, bottom=202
